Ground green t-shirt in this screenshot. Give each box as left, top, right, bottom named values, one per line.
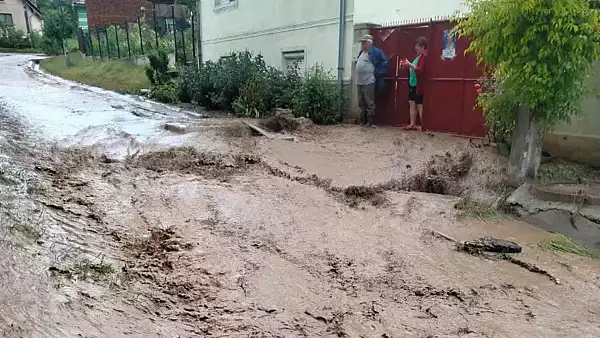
left=409, top=55, right=421, bottom=87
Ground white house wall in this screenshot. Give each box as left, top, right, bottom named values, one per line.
left=200, top=0, right=355, bottom=80
left=0, top=0, right=42, bottom=33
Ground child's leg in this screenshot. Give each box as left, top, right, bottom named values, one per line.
left=406, top=100, right=416, bottom=128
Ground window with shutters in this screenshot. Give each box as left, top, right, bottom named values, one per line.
left=214, top=0, right=238, bottom=12
left=282, top=50, right=306, bottom=75
left=0, top=13, right=13, bottom=26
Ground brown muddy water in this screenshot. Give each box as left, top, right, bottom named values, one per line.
left=1, top=54, right=600, bottom=337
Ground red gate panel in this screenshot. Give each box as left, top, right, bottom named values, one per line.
left=370, top=20, right=487, bottom=138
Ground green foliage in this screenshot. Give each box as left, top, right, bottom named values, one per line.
left=292, top=65, right=341, bottom=125
left=537, top=158, right=600, bottom=184
left=39, top=1, right=78, bottom=54
left=476, top=70, right=518, bottom=144
left=41, top=53, right=150, bottom=94
left=181, top=51, right=286, bottom=112
left=151, top=82, right=179, bottom=103
left=177, top=51, right=339, bottom=123
left=456, top=0, right=600, bottom=130
left=233, top=72, right=270, bottom=118
left=0, top=23, right=31, bottom=49
left=538, top=234, right=600, bottom=259
left=454, top=198, right=505, bottom=220
left=146, top=49, right=170, bottom=85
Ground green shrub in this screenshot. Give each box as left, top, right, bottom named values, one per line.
left=233, top=72, right=270, bottom=117
left=292, top=65, right=340, bottom=125
left=146, top=49, right=170, bottom=85
left=151, top=82, right=179, bottom=103
left=176, top=51, right=341, bottom=124
left=0, top=23, right=30, bottom=49
left=178, top=51, right=302, bottom=114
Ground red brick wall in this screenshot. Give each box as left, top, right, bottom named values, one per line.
left=86, top=0, right=154, bottom=29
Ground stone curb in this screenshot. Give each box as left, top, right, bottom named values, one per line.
left=529, top=184, right=600, bottom=206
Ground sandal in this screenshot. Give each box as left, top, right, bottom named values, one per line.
left=403, top=124, right=415, bottom=130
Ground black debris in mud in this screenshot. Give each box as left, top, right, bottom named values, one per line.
left=458, top=237, right=523, bottom=255
left=343, top=185, right=387, bottom=207
left=128, top=147, right=260, bottom=179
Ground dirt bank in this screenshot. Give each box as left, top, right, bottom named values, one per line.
left=1, top=111, right=599, bottom=338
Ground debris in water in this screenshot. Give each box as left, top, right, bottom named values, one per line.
left=458, top=236, right=522, bottom=254
left=430, top=231, right=559, bottom=284
left=243, top=121, right=274, bottom=139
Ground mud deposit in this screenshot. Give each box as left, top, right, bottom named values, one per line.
left=1, top=54, right=600, bottom=338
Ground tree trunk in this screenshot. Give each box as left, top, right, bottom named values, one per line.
left=507, top=105, right=542, bottom=187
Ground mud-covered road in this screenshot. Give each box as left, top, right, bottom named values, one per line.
left=1, top=53, right=600, bottom=338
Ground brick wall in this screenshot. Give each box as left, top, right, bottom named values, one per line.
left=86, top=0, right=154, bottom=29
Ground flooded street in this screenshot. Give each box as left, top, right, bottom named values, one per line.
left=1, top=53, right=600, bottom=337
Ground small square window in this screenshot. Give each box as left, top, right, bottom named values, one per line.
left=282, top=50, right=306, bottom=74
left=0, top=13, right=13, bottom=26
left=214, top=0, right=238, bottom=11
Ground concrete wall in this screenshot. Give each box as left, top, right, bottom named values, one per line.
left=199, top=0, right=355, bottom=80
left=0, top=0, right=42, bottom=33
left=544, top=63, right=600, bottom=166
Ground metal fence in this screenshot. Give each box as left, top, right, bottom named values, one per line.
left=77, top=6, right=197, bottom=65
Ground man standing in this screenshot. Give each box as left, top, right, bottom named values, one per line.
left=356, top=34, right=389, bottom=126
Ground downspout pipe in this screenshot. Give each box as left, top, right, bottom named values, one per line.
left=337, top=0, right=347, bottom=123
left=197, top=0, right=203, bottom=66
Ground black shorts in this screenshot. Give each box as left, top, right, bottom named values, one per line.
left=408, top=86, right=424, bottom=105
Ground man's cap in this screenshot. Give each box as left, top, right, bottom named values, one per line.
left=359, top=34, right=373, bottom=43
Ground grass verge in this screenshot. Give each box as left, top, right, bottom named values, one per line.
left=538, top=159, right=600, bottom=184
left=40, top=52, right=150, bottom=94
left=538, top=234, right=600, bottom=259
left=454, top=198, right=505, bottom=221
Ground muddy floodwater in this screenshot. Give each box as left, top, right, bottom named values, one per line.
left=1, top=53, right=599, bottom=337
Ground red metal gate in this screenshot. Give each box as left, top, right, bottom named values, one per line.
left=370, top=20, right=487, bottom=138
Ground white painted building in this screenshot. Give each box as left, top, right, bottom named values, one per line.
left=0, top=0, right=42, bottom=34
left=198, top=0, right=463, bottom=80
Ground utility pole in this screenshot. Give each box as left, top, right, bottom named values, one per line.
left=23, top=3, right=32, bottom=46
left=57, top=0, right=70, bottom=66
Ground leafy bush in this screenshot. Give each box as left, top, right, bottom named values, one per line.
left=146, top=49, right=170, bottom=85
left=292, top=65, right=341, bottom=125
left=0, top=23, right=30, bottom=49
left=476, top=69, right=518, bottom=145
left=179, top=51, right=302, bottom=115
left=176, top=51, right=341, bottom=124
left=233, top=72, right=270, bottom=117
left=456, top=0, right=600, bottom=129
left=151, top=82, right=179, bottom=103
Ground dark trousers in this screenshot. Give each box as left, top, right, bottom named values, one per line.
left=358, top=83, right=376, bottom=124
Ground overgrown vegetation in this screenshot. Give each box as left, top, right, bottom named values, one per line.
left=41, top=53, right=150, bottom=94
left=454, top=198, right=505, bottom=220
left=538, top=159, right=600, bottom=184
left=38, top=0, right=79, bottom=54
left=456, top=0, right=600, bottom=159
left=538, top=234, right=600, bottom=259
left=0, top=23, right=36, bottom=50
left=170, top=51, right=341, bottom=123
